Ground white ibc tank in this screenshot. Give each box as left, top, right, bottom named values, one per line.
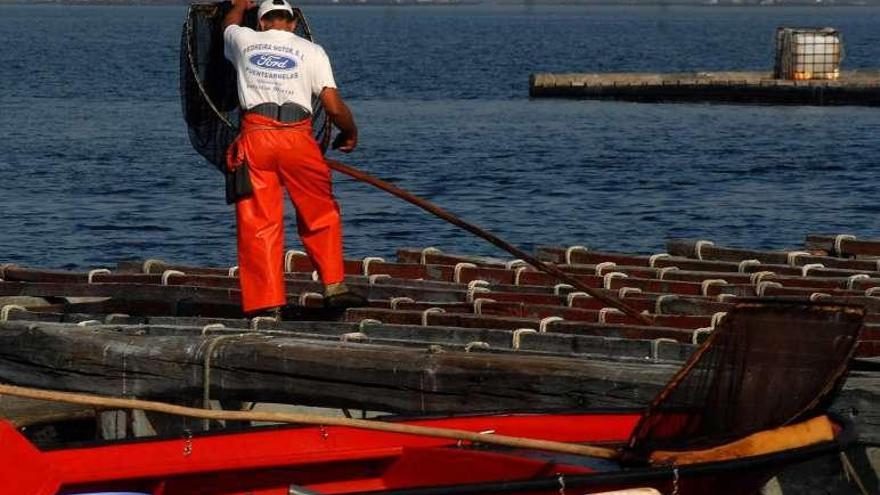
left=791, top=32, right=841, bottom=80
left=774, top=27, right=842, bottom=80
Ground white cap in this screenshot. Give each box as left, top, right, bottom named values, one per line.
left=258, top=0, right=294, bottom=19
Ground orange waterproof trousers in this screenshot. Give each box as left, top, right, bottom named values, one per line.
left=229, top=112, right=345, bottom=313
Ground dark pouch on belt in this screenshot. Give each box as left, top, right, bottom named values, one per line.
left=225, top=161, right=254, bottom=205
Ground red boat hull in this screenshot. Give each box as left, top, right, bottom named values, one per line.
left=0, top=412, right=849, bottom=495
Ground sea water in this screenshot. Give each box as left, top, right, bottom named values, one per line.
left=1, top=4, right=878, bottom=269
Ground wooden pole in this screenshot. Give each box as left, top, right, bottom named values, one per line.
left=326, top=159, right=653, bottom=325
left=0, top=384, right=619, bottom=459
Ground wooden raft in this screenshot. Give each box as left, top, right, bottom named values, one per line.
left=529, top=70, right=880, bottom=106
left=1, top=233, right=879, bottom=441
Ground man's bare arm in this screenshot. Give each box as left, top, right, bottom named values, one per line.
left=223, top=0, right=255, bottom=30
left=321, top=88, right=358, bottom=153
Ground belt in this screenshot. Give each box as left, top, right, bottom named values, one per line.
left=247, top=103, right=312, bottom=123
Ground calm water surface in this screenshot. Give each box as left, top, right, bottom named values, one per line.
left=0, top=5, right=878, bottom=269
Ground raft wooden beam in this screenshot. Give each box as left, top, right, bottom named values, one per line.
left=0, top=322, right=674, bottom=413
left=529, top=70, right=880, bottom=106
left=805, top=234, right=880, bottom=258
left=0, top=320, right=875, bottom=440
left=0, top=309, right=696, bottom=363
left=535, top=245, right=880, bottom=276
left=665, top=239, right=880, bottom=273
left=0, top=396, right=95, bottom=428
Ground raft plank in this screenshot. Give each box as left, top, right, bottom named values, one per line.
left=667, top=239, right=792, bottom=265
left=806, top=234, right=880, bottom=258
left=344, top=307, right=705, bottom=341
left=537, top=246, right=880, bottom=282
left=395, top=249, right=511, bottom=267
left=667, top=239, right=880, bottom=272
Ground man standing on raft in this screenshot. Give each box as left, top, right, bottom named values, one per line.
left=223, top=0, right=365, bottom=317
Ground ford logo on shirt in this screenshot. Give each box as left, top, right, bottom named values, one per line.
left=249, top=53, right=297, bottom=71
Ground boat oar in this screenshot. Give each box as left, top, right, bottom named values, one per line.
left=0, top=383, right=619, bottom=459
left=326, top=159, right=653, bottom=326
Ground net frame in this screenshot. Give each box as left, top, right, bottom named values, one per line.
left=626, top=299, right=862, bottom=456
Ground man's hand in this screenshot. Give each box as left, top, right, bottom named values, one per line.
left=224, top=0, right=256, bottom=29
left=232, top=0, right=256, bottom=9
left=332, top=131, right=357, bottom=153
left=320, top=88, right=359, bottom=154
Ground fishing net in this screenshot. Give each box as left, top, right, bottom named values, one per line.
left=627, top=300, right=862, bottom=456
left=180, top=1, right=332, bottom=171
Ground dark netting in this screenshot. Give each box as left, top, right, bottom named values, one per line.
left=627, top=300, right=862, bottom=456
left=181, top=1, right=331, bottom=171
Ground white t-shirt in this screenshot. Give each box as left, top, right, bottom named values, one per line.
left=223, top=25, right=337, bottom=113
